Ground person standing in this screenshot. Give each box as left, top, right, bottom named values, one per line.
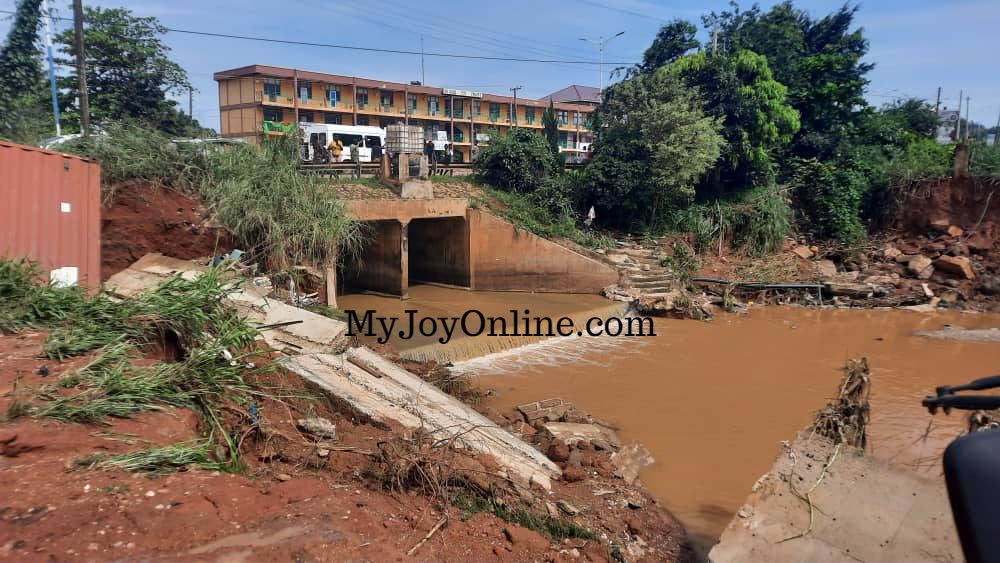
left=350, top=143, right=361, bottom=178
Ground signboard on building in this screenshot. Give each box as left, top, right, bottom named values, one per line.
left=443, top=88, right=483, bottom=98
left=936, top=110, right=960, bottom=144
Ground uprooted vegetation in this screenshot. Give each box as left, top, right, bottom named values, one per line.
left=1, top=257, right=266, bottom=472
left=59, top=122, right=363, bottom=272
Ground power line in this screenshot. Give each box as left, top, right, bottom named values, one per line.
left=2, top=8, right=637, bottom=66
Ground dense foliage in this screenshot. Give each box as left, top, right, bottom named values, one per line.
left=585, top=69, right=724, bottom=228
left=472, top=128, right=559, bottom=193
left=55, top=7, right=205, bottom=136
left=669, top=50, right=799, bottom=195
left=0, top=0, right=51, bottom=142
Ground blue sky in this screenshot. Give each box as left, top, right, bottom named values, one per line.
left=2, top=0, right=998, bottom=133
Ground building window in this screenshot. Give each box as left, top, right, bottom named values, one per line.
left=446, top=98, right=463, bottom=118
left=324, top=113, right=342, bottom=125
left=298, top=81, right=312, bottom=101
left=453, top=127, right=464, bottom=142
left=525, top=106, right=535, bottom=124
left=356, top=87, right=368, bottom=108
left=558, top=131, right=568, bottom=148
left=473, top=100, right=481, bottom=116
left=299, top=111, right=314, bottom=123
left=263, top=108, right=283, bottom=122
left=573, top=111, right=582, bottom=127
left=327, top=85, right=340, bottom=106
left=584, top=113, right=593, bottom=129
left=488, top=102, right=500, bottom=121
left=357, top=116, right=369, bottom=126
left=427, top=95, right=439, bottom=116
left=380, top=90, right=393, bottom=108
left=407, top=93, right=417, bottom=113
left=263, top=78, right=281, bottom=100
left=557, top=110, right=568, bottom=125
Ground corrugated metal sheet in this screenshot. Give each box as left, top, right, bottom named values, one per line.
left=0, top=140, right=101, bottom=291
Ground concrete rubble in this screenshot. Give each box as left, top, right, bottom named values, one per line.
left=105, top=253, right=561, bottom=491
left=287, top=348, right=561, bottom=489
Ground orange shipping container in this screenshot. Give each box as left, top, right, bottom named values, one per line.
left=0, top=141, right=101, bottom=290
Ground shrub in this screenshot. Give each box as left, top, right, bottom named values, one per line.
left=970, top=143, right=1000, bottom=177
left=472, top=128, right=559, bottom=193
left=790, top=157, right=866, bottom=243
left=669, top=188, right=792, bottom=255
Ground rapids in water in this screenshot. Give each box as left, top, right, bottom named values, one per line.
left=339, top=285, right=1000, bottom=545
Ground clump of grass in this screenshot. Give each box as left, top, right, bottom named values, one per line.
left=2, top=257, right=267, bottom=473
left=56, top=121, right=211, bottom=200
left=670, top=187, right=792, bottom=256
left=658, top=241, right=699, bottom=282
left=204, top=134, right=364, bottom=271
left=81, top=439, right=229, bottom=475
left=58, top=123, right=363, bottom=274
left=452, top=493, right=596, bottom=541
left=472, top=186, right=610, bottom=249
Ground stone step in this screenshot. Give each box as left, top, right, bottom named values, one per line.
left=632, top=280, right=674, bottom=288
left=638, top=287, right=674, bottom=295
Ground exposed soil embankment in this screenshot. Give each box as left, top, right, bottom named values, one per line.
left=101, top=183, right=232, bottom=281
left=897, top=176, right=1000, bottom=235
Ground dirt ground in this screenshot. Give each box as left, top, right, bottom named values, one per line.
left=100, top=183, right=232, bottom=281
left=0, top=331, right=692, bottom=562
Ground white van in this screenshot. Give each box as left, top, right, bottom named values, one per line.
left=300, top=123, right=386, bottom=163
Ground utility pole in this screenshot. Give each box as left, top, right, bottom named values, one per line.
left=934, top=86, right=941, bottom=115
left=188, top=86, right=193, bottom=119
left=994, top=108, right=1000, bottom=146
left=420, top=36, right=425, bottom=85
left=73, top=0, right=89, bottom=138
left=711, top=22, right=718, bottom=54
left=580, top=31, right=625, bottom=95
left=964, top=96, right=970, bottom=142
left=955, top=90, right=963, bottom=141
left=40, top=0, right=61, bottom=136
left=510, top=86, right=522, bottom=127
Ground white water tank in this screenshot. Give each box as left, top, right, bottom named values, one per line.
left=386, top=123, right=424, bottom=155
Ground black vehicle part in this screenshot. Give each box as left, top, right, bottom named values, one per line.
left=943, top=430, right=1000, bottom=563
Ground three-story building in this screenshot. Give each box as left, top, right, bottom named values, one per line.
left=214, top=65, right=596, bottom=162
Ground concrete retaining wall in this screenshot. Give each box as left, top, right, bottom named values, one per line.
left=468, top=210, right=617, bottom=294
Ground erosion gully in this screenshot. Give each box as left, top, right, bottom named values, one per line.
left=339, top=285, right=1000, bottom=547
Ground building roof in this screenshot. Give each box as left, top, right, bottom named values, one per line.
left=214, top=65, right=596, bottom=112
left=544, top=85, right=601, bottom=104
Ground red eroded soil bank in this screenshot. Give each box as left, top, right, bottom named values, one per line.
left=1, top=331, right=692, bottom=561
left=100, top=183, right=232, bottom=281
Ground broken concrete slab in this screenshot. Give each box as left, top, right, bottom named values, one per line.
left=286, top=347, right=561, bottom=490
left=105, top=253, right=348, bottom=354
left=710, top=434, right=960, bottom=563
left=610, top=444, right=654, bottom=485
left=517, top=398, right=575, bottom=423
left=540, top=422, right=620, bottom=449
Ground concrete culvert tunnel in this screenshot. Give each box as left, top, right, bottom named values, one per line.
left=340, top=217, right=470, bottom=298
left=407, top=217, right=470, bottom=289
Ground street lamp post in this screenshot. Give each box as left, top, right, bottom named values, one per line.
left=580, top=31, right=625, bottom=95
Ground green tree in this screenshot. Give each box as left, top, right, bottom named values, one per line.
left=0, top=0, right=51, bottom=142
left=473, top=128, right=559, bottom=193
left=669, top=50, right=799, bottom=194
left=585, top=69, right=724, bottom=228
left=639, top=19, right=699, bottom=73
left=542, top=99, right=560, bottom=158
left=881, top=98, right=938, bottom=139
left=707, top=1, right=872, bottom=159
left=55, top=6, right=202, bottom=135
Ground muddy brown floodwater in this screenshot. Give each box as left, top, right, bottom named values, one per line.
left=341, top=286, right=1000, bottom=548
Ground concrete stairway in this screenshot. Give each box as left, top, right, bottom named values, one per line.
left=602, top=247, right=678, bottom=297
